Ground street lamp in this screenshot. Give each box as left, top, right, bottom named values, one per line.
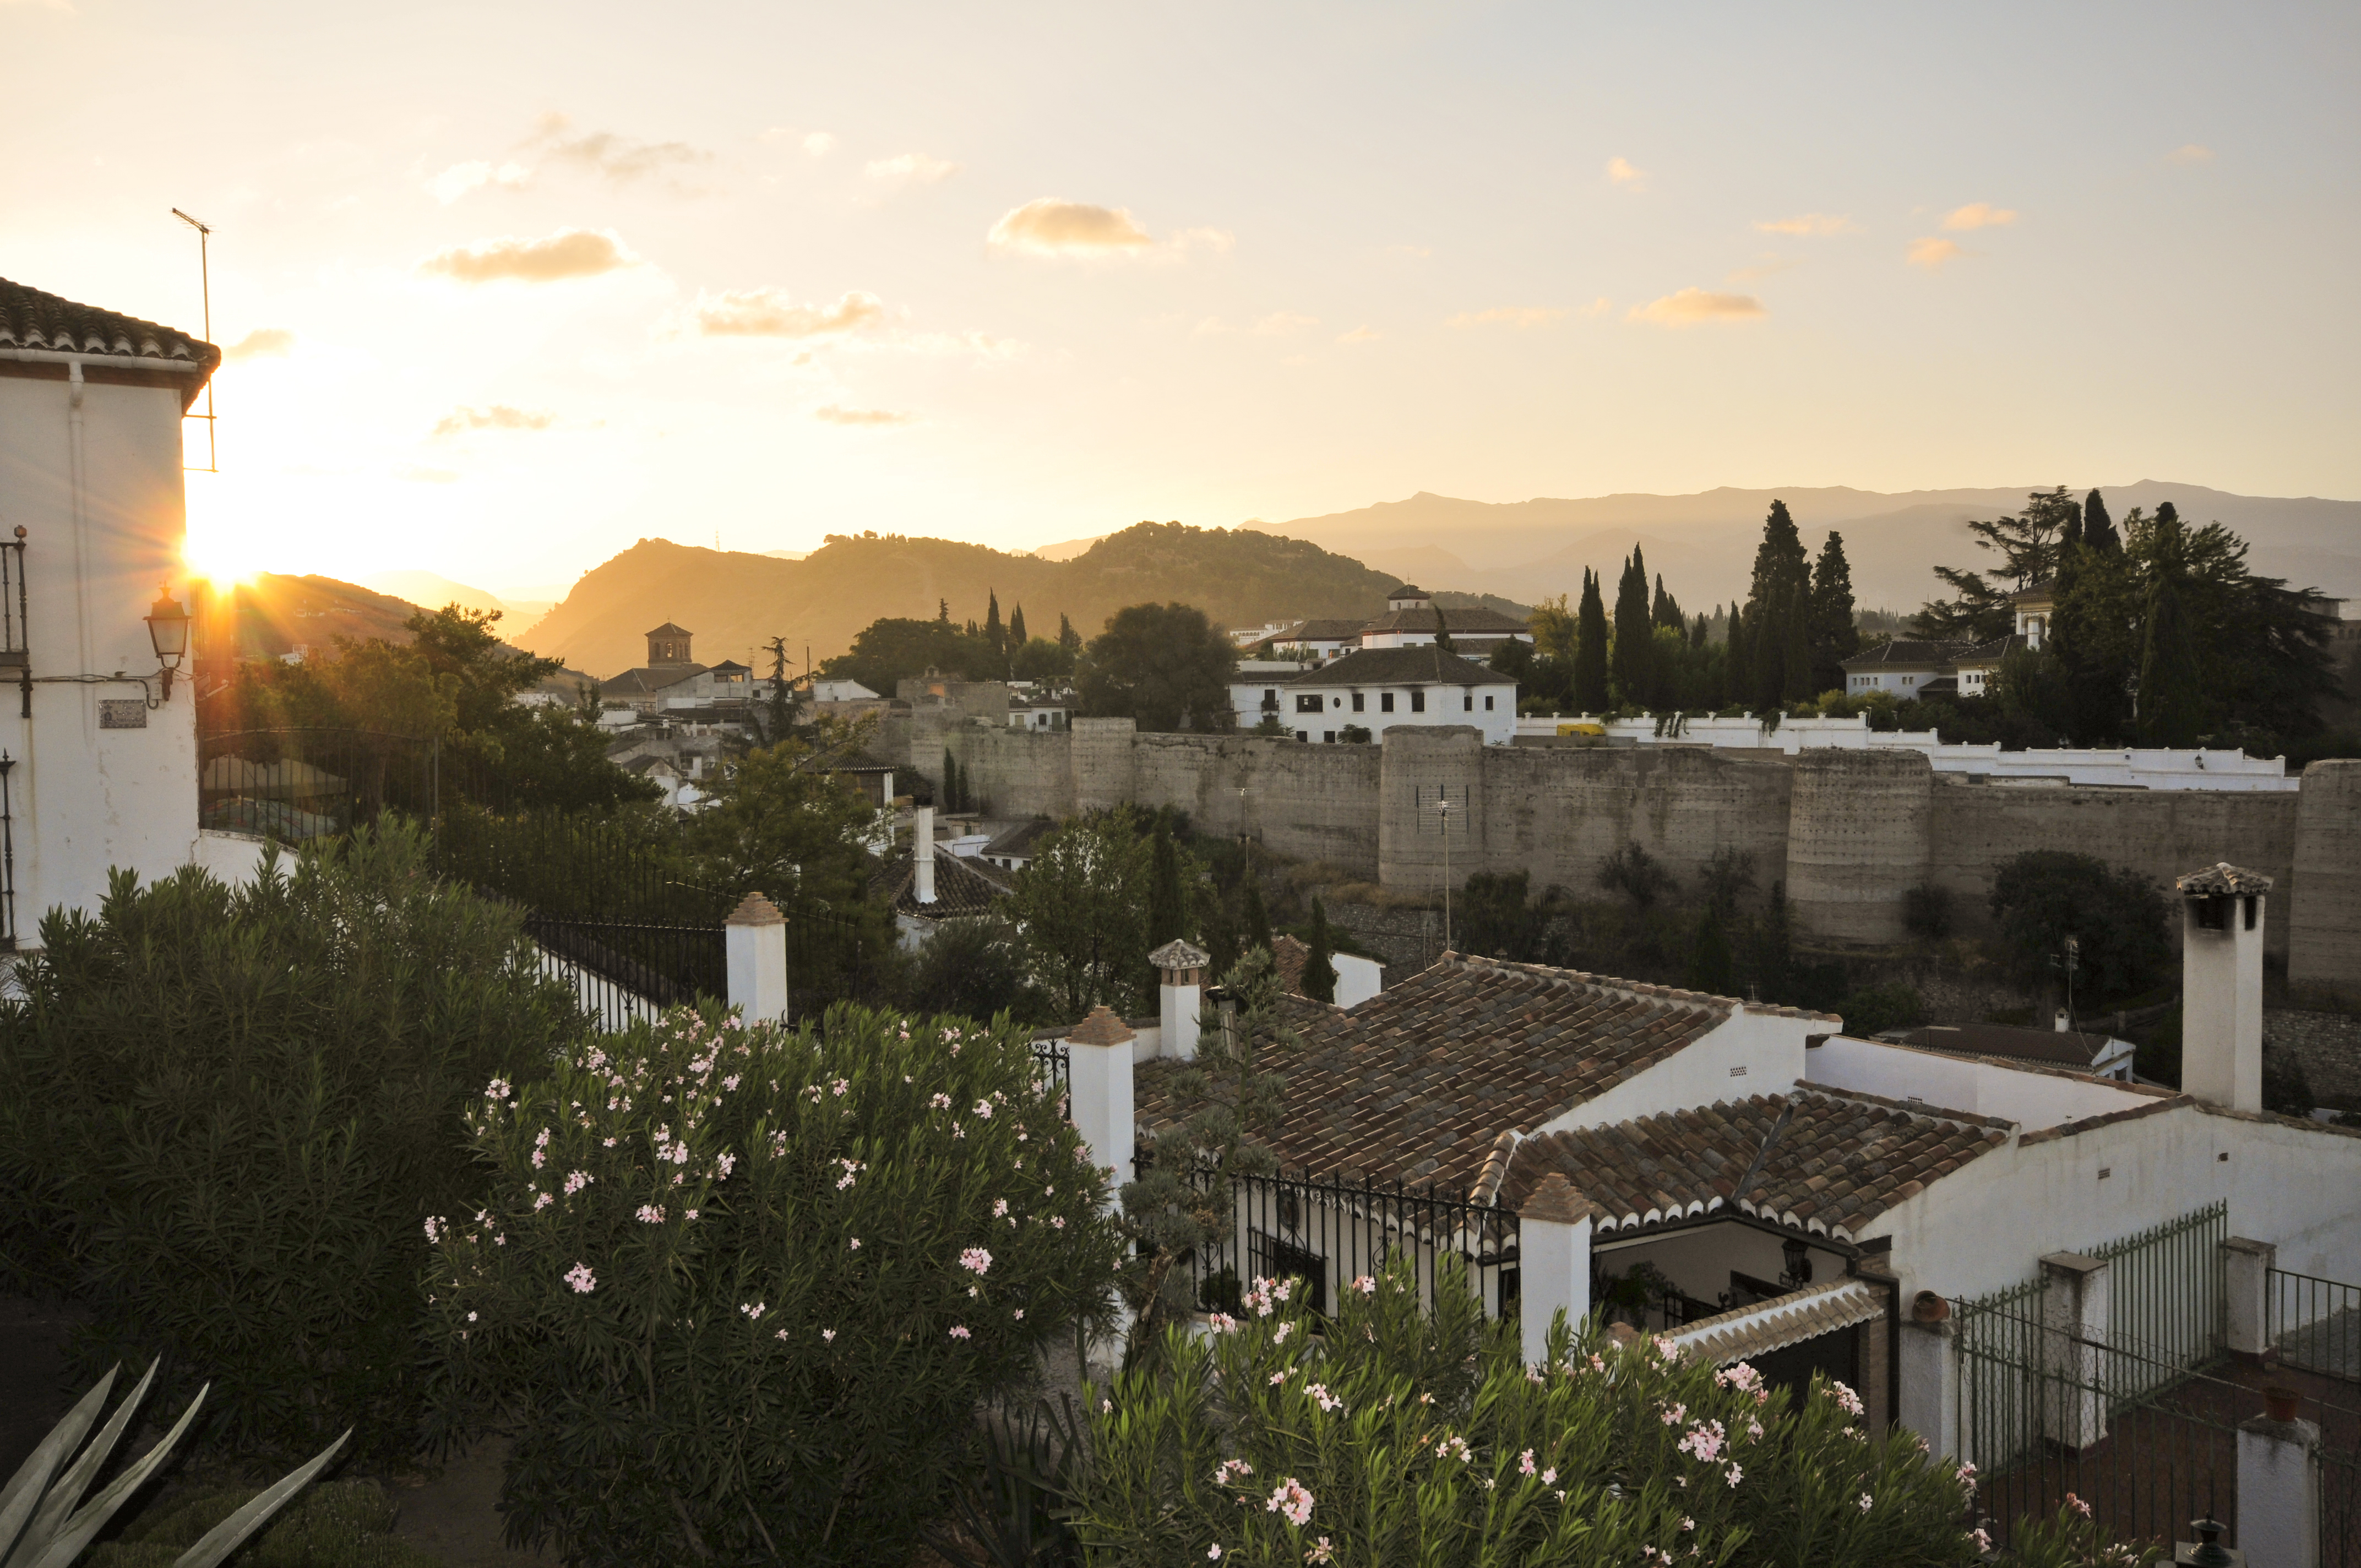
left=144, top=585, right=191, bottom=701
left=1780, top=1235, right=1814, bottom=1291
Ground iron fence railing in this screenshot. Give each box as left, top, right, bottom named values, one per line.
left=525, top=916, right=729, bottom=1036
left=2270, top=1267, right=2361, bottom=1385
left=2, top=534, right=28, bottom=717
left=1030, top=1039, right=1071, bottom=1104
left=2091, top=1201, right=2227, bottom=1398
left=1131, top=1158, right=1517, bottom=1323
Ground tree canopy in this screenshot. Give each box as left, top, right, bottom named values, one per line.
left=1076, top=601, right=1239, bottom=731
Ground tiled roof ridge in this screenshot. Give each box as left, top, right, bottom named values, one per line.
left=1662, top=1277, right=1886, bottom=1368
left=2014, top=1094, right=2194, bottom=1147
left=2176, top=862, right=2275, bottom=896
left=1468, top=1128, right=1522, bottom=1206
left=1840, top=1033, right=2180, bottom=1095
left=1, top=276, right=219, bottom=370
left=1796, top=1084, right=2016, bottom=1135
left=2188, top=1102, right=2361, bottom=1140
left=1443, top=951, right=1739, bottom=1019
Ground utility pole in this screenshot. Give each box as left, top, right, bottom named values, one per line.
left=171, top=208, right=216, bottom=472
left=1435, top=793, right=1454, bottom=954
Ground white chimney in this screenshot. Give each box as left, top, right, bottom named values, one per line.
left=915, top=804, right=937, bottom=905
left=2053, top=1007, right=2071, bottom=1033
left=1148, top=938, right=1210, bottom=1061
left=2176, top=862, right=2267, bottom=1113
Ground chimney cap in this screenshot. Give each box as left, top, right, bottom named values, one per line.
left=727, top=891, right=786, bottom=927
left=2175, top=862, right=2274, bottom=897
left=1520, top=1170, right=1598, bottom=1226
left=1066, top=1004, right=1136, bottom=1047
left=1148, top=938, right=1211, bottom=972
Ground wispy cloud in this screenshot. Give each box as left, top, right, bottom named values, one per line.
left=688, top=287, right=886, bottom=337
left=2166, top=143, right=2214, bottom=166
left=1627, top=288, right=1766, bottom=326
left=1579, top=297, right=1612, bottom=318
left=1906, top=236, right=1962, bottom=270
left=426, top=160, right=531, bottom=204
left=1606, top=156, right=1649, bottom=190
left=1336, top=325, right=1380, bottom=345
left=814, top=404, right=912, bottom=426
left=865, top=151, right=960, bottom=187
left=1755, top=213, right=1856, bottom=236
left=1446, top=306, right=1567, bottom=330
left=987, top=198, right=1155, bottom=255
left=803, top=132, right=835, bottom=158
left=418, top=228, right=634, bottom=284
left=224, top=328, right=296, bottom=361
left=1940, top=202, right=2017, bottom=232
left=433, top=405, right=554, bottom=437
left=529, top=112, right=708, bottom=184
left=1253, top=312, right=1319, bottom=336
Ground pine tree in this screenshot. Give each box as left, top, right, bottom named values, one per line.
left=1808, top=532, right=1861, bottom=694
left=2082, top=489, right=2119, bottom=553
left=938, top=598, right=951, bottom=624
left=1302, top=896, right=1338, bottom=1004
left=1146, top=821, right=1185, bottom=950
left=1057, top=613, right=1081, bottom=655
left=1009, top=603, right=1028, bottom=647
left=1612, top=547, right=1653, bottom=708
left=1573, top=569, right=1611, bottom=713
left=1243, top=876, right=1274, bottom=958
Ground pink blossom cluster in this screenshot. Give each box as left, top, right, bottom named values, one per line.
left=564, top=1261, right=596, bottom=1293
left=1265, top=1478, right=1314, bottom=1528
left=960, top=1246, right=993, bottom=1275
left=1212, top=1458, right=1254, bottom=1486
left=1825, top=1380, right=1865, bottom=1417
left=1675, top=1418, right=1726, bottom=1464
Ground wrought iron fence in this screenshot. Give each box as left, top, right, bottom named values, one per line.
left=1030, top=1039, right=1071, bottom=1103
left=2270, top=1267, right=2361, bottom=1384
left=525, top=915, right=729, bottom=1036
left=2092, top=1202, right=2228, bottom=1400
left=1131, top=1158, right=1518, bottom=1323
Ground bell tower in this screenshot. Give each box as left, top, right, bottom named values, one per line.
left=645, top=622, right=694, bottom=668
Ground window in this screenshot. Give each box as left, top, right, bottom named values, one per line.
left=1323, top=731, right=1335, bottom=744
left=1351, top=692, right=1364, bottom=712
left=1484, top=694, right=1495, bottom=711
left=1380, top=692, right=1395, bottom=713
left=1462, top=692, right=1472, bottom=711
left=1332, top=696, right=1343, bottom=707
left=1410, top=690, right=1424, bottom=713
left=1295, top=693, right=1324, bottom=714
left=1296, top=730, right=1309, bottom=743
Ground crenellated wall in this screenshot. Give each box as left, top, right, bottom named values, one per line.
left=939, top=723, right=2345, bottom=969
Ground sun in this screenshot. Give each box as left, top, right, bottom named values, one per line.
left=181, top=485, right=270, bottom=594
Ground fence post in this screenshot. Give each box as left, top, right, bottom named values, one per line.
left=2222, top=1237, right=2276, bottom=1362
left=2039, top=1251, right=2109, bottom=1452
left=1898, top=1315, right=1961, bottom=1462
left=726, top=892, right=788, bottom=1022
left=1063, top=1006, right=1135, bottom=1208
left=2235, top=1411, right=2320, bottom=1567
left=1517, top=1173, right=1593, bottom=1369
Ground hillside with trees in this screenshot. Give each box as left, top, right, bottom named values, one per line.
left=513, top=522, right=1410, bottom=679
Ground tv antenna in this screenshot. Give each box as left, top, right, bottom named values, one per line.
left=171, top=208, right=217, bottom=473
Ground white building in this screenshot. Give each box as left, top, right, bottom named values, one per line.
left=1354, top=585, right=1532, bottom=659
left=0, top=276, right=262, bottom=951
left=1233, top=645, right=1516, bottom=745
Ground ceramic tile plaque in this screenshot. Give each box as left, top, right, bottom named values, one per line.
left=99, top=699, right=148, bottom=729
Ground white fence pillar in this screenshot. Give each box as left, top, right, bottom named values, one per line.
left=2039, top=1251, right=2109, bottom=1452
left=1518, top=1173, right=1593, bottom=1369
left=2237, top=1412, right=2320, bottom=1567
left=1898, top=1316, right=1961, bottom=1462
left=1063, top=1006, right=1135, bottom=1206
left=2223, top=1237, right=2277, bottom=1360
left=726, top=892, right=788, bottom=1023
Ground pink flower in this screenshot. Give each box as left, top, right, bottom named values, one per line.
left=1265, top=1478, right=1314, bottom=1529
left=961, top=1246, right=994, bottom=1275
left=739, top=1302, right=766, bottom=1321
left=1517, top=1449, right=1537, bottom=1476
left=1307, top=1383, right=1344, bottom=1413
left=2066, top=1492, right=2091, bottom=1518
left=637, top=1204, right=666, bottom=1223
left=1214, top=1458, right=1254, bottom=1485
left=423, top=1217, right=443, bottom=1243
left=1724, top=1463, right=1743, bottom=1488
left=532, top=1191, right=553, bottom=1211
left=949, top=1325, right=971, bottom=1340
left=486, top=1078, right=512, bottom=1101
left=993, top=1199, right=1010, bottom=1217
left=1541, top=1467, right=1557, bottom=1485
left=1206, top=1548, right=1221, bottom=1562
left=1435, top=1435, right=1471, bottom=1463
left=850, top=1237, right=861, bottom=1249
left=1305, top=1538, right=1333, bottom=1564
left=563, top=1170, right=591, bottom=1195
left=1826, top=1380, right=1865, bottom=1417
left=822, top=1328, right=835, bottom=1342
left=1353, top=1275, right=1376, bottom=1295
left=1858, top=1493, right=1873, bottom=1512
left=564, top=1262, right=597, bottom=1294
left=973, top=1099, right=993, bottom=1118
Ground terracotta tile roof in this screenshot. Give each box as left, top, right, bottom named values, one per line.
left=1252, top=619, right=1367, bottom=652
left=1891, top=1022, right=2118, bottom=1069
left=982, top=816, right=1053, bottom=860
left=868, top=847, right=1012, bottom=920
left=1286, top=646, right=1510, bottom=688
left=1271, top=933, right=1309, bottom=994
left=1, top=276, right=219, bottom=374
left=1498, top=1090, right=2011, bottom=1241
left=2177, top=862, right=2275, bottom=896
left=1361, top=605, right=1531, bottom=635
left=1840, top=639, right=1971, bottom=670
left=602, top=664, right=710, bottom=694
left=1134, top=953, right=1742, bottom=1190
left=1149, top=938, right=1211, bottom=971
left=1663, top=1277, right=1887, bottom=1366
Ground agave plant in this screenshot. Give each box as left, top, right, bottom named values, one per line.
left=0, top=1362, right=346, bottom=1568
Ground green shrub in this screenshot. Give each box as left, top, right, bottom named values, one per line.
left=1073, top=1254, right=2151, bottom=1566
left=0, top=824, right=583, bottom=1463
left=1989, top=851, right=2170, bottom=1006
left=88, top=1482, right=438, bottom=1567
left=1073, top=1254, right=1988, bottom=1566
left=423, top=1002, right=1124, bottom=1567
left=1836, top=982, right=1927, bottom=1037
left=1903, top=881, right=1955, bottom=942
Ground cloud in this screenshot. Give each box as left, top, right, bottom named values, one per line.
left=1336, top=325, right=1380, bottom=345
left=1626, top=288, right=1766, bottom=326
left=224, top=328, right=295, bottom=361
left=987, top=198, right=1156, bottom=255
left=865, top=151, right=960, bottom=187
left=426, top=159, right=531, bottom=204
left=528, top=112, right=708, bottom=184
left=1252, top=312, right=1318, bottom=336
left=433, top=405, right=555, bottom=437
left=814, top=404, right=911, bottom=426
left=1940, top=202, right=2017, bottom=231
left=2167, top=143, right=2214, bottom=165
left=1906, top=236, right=1962, bottom=270
left=1755, top=213, right=1857, bottom=236
left=418, top=228, right=634, bottom=283
left=1446, top=306, right=1567, bottom=330
left=1579, top=297, right=1612, bottom=318
left=1606, top=156, right=1649, bottom=190
left=688, top=287, right=886, bottom=338
left=803, top=132, right=835, bottom=158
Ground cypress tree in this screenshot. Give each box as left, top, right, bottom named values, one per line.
left=1146, top=821, right=1185, bottom=949
left=940, top=753, right=961, bottom=813
left=1652, top=574, right=1684, bottom=631
left=1781, top=580, right=1815, bottom=704
left=1243, top=876, right=1274, bottom=958
left=1302, top=896, right=1339, bottom=1004
left=1687, top=905, right=1734, bottom=997
left=1726, top=601, right=1750, bottom=710
left=1612, top=547, right=1653, bottom=709
left=1809, top=531, right=1861, bottom=694
left=1057, top=612, right=1081, bottom=654
left=1573, top=569, right=1611, bottom=713
left=1744, top=500, right=1810, bottom=713
left=1433, top=605, right=1455, bottom=653
left=2137, top=574, right=2205, bottom=746
left=984, top=590, right=1003, bottom=654
left=2082, top=489, right=2120, bottom=553
left=1009, top=603, right=1028, bottom=647
left=1690, top=612, right=1709, bottom=650
left=938, top=598, right=951, bottom=624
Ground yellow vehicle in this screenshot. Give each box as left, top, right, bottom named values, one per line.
left=1556, top=721, right=1606, bottom=738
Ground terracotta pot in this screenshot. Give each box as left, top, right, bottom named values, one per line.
left=1912, top=1290, right=1950, bottom=1323
left=2264, top=1385, right=2301, bottom=1423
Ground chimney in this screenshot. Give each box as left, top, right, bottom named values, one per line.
left=1148, top=938, right=1210, bottom=1060
left=2053, top=1007, right=2071, bottom=1033
left=2175, top=862, right=2270, bottom=1113
left=914, top=804, right=937, bottom=905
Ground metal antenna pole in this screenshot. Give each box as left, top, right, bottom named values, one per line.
left=1437, top=794, right=1454, bottom=953
left=172, top=208, right=217, bottom=472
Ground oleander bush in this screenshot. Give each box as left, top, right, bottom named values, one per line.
left=0, top=823, right=583, bottom=1463
left=422, top=1002, right=1125, bottom=1568
left=84, top=1482, right=438, bottom=1568
left=1071, top=1254, right=2154, bottom=1567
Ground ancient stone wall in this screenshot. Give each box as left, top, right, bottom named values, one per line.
left=2289, top=760, right=2361, bottom=1002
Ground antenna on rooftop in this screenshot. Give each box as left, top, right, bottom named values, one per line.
left=171, top=208, right=217, bottom=473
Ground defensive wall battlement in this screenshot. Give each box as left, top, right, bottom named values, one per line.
left=948, top=721, right=2357, bottom=984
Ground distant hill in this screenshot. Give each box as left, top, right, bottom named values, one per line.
left=197, top=573, right=430, bottom=662
left=515, top=523, right=1417, bottom=680
left=363, top=570, right=516, bottom=618
left=1278, top=483, right=2361, bottom=614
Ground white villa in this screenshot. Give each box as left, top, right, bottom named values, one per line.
left=1840, top=582, right=2054, bottom=699
left=1249, top=585, right=1533, bottom=665
left=1233, top=645, right=1517, bottom=745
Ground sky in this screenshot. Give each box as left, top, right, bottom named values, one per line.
left=4, top=1, right=2356, bottom=600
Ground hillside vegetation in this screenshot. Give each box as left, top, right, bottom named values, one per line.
left=515, top=522, right=1414, bottom=679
